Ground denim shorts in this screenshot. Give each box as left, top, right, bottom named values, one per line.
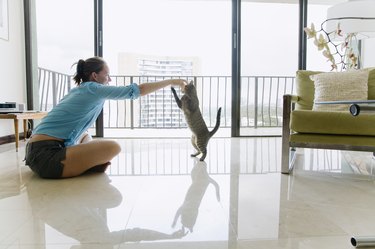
left=25, top=140, right=66, bottom=179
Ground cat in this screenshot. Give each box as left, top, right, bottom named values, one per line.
left=171, top=81, right=222, bottom=161
left=171, top=160, right=220, bottom=233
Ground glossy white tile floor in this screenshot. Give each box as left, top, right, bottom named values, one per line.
left=1, top=137, right=375, bottom=249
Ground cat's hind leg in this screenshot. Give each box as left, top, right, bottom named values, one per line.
left=199, top=148, right=207, bottom=161
left=196, top=139, right=208, bottom=161
left=190, top=135, right=200, bottom=157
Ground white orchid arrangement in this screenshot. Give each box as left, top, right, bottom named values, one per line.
left=304, top=22, right=359, bottom=71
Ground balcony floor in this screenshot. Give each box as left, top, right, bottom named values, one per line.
left=1, top=137, right=375, bottom=249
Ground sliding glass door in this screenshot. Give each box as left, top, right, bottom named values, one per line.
left=102, top=0, right=232, bottom=137
left=240, top=1, right=299, bottom=136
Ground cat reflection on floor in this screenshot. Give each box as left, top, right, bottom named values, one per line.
left=172, top=160, right=221, bottom=233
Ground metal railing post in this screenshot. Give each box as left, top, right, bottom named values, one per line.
left=52, top=72, right=57, bottom=107
left=130, top=76, right=134, bottom=129
left=67, top=75, right=71, bottom=92
left=254, top=76, right=258, bottom=128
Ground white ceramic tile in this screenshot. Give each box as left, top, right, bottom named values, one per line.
left=1, top=138, right=375, bottom=249
left=237, top=236, right=355, bottom=249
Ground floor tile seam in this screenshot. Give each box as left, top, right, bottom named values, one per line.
left=291, top=174, right=375, bottom=189
left=280, top=198, right=371, bottom=212
left=121, top=181, right=145, bottom=232
left=294, top=170, right=371, bottom=180
left=277, top=230, right=350, bottom=240
left=217, top=201, right=238, bottom=241
left=307, top=201, right=375, bottom=213
left=0, top=241, right=123, bottom=248
left=236, top=234, right=352, bottom=242
left=0, top=241, right=81, bottom=246
left=291, top=172, right=375, bottom=184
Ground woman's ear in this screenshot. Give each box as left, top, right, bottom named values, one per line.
left=90, top=72, right=97, bottom=82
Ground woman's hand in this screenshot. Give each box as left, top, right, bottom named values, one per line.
left=169, top=79, right=187, bottom=92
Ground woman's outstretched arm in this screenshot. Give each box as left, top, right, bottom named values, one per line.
left=139, top=79, right=187, bottom=96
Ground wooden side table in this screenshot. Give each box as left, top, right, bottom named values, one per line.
left=0, top=111, right=48, bottom=151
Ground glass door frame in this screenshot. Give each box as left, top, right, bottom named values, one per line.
left=232, top=0, right=241, bottom=137
left=94, top=0, right=104, bottom=137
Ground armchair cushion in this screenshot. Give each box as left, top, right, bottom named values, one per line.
left=291, top=110, right=375, bottom=136
left=311, top=70, right=369, bottom=111
left=290, top=133, right=375, bottom=148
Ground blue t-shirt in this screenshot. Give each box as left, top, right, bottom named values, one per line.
left=33, top=82, right=140, bottom=146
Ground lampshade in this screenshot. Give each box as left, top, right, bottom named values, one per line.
left=326, top=0, right=375, bottom=39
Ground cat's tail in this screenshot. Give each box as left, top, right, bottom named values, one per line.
left=209, top=107, right=222, bottom=137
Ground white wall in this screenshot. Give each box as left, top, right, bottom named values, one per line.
left=0, top=0, right=26, bottom=137
left=363, top=38, right=375, bottom=68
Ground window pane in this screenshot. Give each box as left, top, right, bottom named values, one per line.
left=35, top=0, right=95, bottom=134
left=103, top=0, right=231, bottom=137
left=240, top=1, right=299, bottom=136
left=36, top=0, right=94, bottom=74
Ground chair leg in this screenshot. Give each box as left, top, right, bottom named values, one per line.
left=281, top=140, right=291, bottom=174
left=281, top=94, right=293, bottom=174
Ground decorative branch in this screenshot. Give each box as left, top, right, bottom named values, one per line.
left=304, top=18, right=364, bottom=71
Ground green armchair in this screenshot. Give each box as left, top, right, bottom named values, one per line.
left=282, top=69, right=375, bottom=174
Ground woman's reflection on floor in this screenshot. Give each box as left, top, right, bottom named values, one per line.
left=26, top=172, right=187, bottom=249
left=172, top=160, right=221, bottom=233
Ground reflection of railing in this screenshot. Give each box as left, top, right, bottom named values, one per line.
left=37, top=68, right=295, bottom=128
left=108, top=138, right=281, bottom=176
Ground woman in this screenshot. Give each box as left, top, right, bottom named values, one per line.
left=25, top=57, right=187, bottom=179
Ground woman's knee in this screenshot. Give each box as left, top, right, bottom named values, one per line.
left=106, top=140, right=121, bottom=156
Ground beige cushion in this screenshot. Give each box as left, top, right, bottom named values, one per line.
left=310, top=70, right=369, bottom=111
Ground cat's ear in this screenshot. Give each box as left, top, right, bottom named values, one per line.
left=189, top=80, right=194, bottom=85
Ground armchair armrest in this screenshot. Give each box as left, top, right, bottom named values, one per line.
left=284, top=94, right=299, bottom=105
left=282, top=94, right=299, bottom=127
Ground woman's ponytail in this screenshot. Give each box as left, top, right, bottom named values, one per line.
left=73, top=59, right=86, bottom=85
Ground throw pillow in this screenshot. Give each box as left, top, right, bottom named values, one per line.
left=310, top=70, right=369, bottom=111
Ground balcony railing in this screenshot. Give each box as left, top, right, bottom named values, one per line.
left=38, top=67, right=71, bottom=111
left=37, top=68, right=295, bottom=130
